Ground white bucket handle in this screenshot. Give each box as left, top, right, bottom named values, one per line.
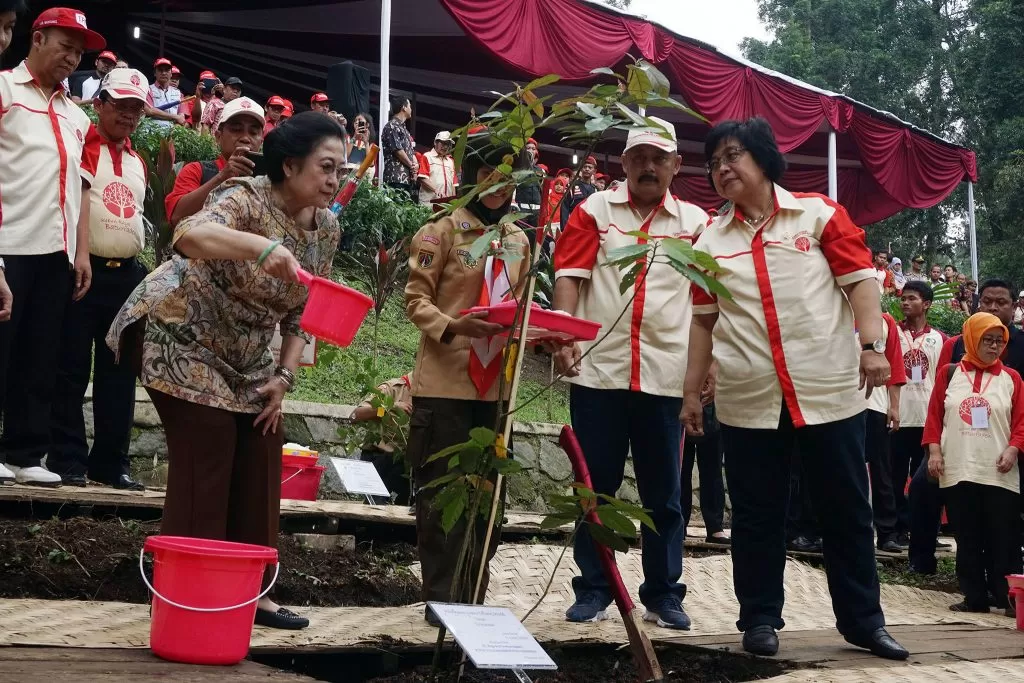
left=139, top=547, right=280, bottom=613
left=281, top=469, right=304, bottom=486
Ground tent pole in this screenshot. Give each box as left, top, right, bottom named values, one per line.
left=377, top=0, right=392, bottom=184
left=968, top=182, right=979, bottom=282
left=827, top=129, right=837, bottom=201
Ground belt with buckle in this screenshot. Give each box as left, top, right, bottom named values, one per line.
left=105, top=259, right=123, bottom=268
left=90, top=254, right=136, bottom=269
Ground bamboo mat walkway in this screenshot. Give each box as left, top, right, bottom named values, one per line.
left=0, top=546, right=1009, bottom=654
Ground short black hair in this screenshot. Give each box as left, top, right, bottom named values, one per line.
left=979, top=278, right=1013, bottom=299
left=0, top=1, right=27, bottom=12
left=872, top=249, right=888, bottom=259
left=945, top=263, right=957, bottom=270
left=704, top=117, right=787, bottom=191
left=262, top=111, right=346, bottom=183
left=902, top=280, right=934, bottom=303
left=390, top=95, right=410, bottom=117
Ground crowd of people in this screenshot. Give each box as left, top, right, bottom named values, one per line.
left=2, top=2, right=1020, bottom=662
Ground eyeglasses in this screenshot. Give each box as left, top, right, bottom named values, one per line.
left=980, top=336, right=1006, bottom=349
left=706, top=146, right=747, bottom=174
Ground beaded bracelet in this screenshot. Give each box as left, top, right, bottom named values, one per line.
left=257, top=239, right=282, bottom=266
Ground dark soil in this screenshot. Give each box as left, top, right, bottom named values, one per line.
left=0, top=517, right=420, bottom=606
left=358, top=644, right=789, bottom=683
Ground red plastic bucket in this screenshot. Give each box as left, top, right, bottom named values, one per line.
left=1008, top=574, right=1024, bottom=630
left=281, top=452, right=325, bottom=501
left=297, top=268, right=372, bottom=347
left=140, top=536, right=278, bottom=665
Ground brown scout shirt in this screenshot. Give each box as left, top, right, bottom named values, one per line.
left=405, top=207, right=531, bottom=402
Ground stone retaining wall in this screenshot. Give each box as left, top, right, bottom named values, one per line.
left=91, top=388, right=723, bottom=516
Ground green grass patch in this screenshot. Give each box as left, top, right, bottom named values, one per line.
left=876, top=557, right=959, bottom=594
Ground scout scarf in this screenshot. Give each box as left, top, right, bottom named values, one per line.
left=468, top=254, right=512, bottom=397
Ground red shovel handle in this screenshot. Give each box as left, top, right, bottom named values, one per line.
left=558, top=425, right=635, bottom=614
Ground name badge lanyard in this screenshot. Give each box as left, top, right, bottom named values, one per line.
left=901, top=327, right=930, bottom=382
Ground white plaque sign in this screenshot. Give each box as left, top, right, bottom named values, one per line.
left=330, top=457, right=391, bottom=497
left=427, top=603, right=557, bottom=671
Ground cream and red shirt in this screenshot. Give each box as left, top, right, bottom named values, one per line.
left=894, top=322, right=946, bottom=427
left=692, top=185, right=876, bottom=428
left=80, top=125, right=147, bottom=259
left=554, top=186, right=709, bottom=398
left=0, top=62, right=91, bottom=261
left=417, top=149, right=457, bottom=204
left=922, top=360, right=1024, bottom=492
left=864, top=313, right=909, bottom=415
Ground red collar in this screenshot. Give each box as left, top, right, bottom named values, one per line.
left=899, top=320, right=932, bottom=338
left=960, top=358, right=1004, bottom=376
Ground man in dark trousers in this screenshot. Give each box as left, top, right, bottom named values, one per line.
left=559, top=155, right=598, bottom=229
left=49, top=69, right=151, bottom=489
left=908, top=278, right=1024, bottom=574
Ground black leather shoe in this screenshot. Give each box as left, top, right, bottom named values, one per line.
left=787, top=536, right=822, bottom=553
left=60, top=474, right=88, bottom=487
left=877, top=539, right=902, bottom=553
left=742, top=625, right=779, bottom=656
left=92, top=474, right=145, bottom=491
left=254, top=607, right=309, bottom=630
left=705, top=534, right=731, bottom=546
left=895, top=533, right=911, bottom=548
left=844, top=627, right=909, bottom=660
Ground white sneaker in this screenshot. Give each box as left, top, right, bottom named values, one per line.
left=7, top=465, right=62, bottom=488
left=0, top=463, right=13, bottom=485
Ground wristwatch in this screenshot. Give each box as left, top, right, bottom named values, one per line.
left=861, top=339, right=885, bottom=354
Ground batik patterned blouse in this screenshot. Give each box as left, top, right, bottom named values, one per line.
left=107, top=176, right=340, bottom=413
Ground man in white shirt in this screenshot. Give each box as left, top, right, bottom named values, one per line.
left=49, top=68, right=150, bottom=491
left=145, top=57, right=185, bottom=127
left=553, top=119, right=708, bottom=630
left=72, top=49, right=115, bottom=102
left=0, top=7, right=104, bottom=487
left=417, top=131, right=458, bottom=205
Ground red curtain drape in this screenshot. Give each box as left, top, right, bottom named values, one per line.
left=439, top=0, right=977, bottom=224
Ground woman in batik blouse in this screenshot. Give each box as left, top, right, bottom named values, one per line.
left=108, top=112, right=345, bottom=630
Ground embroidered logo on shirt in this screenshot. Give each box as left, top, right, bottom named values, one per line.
left=418, top=252, right=434, bottom=268
left=460, top=221, right=472, bottom=230
left=958, top=396, right=990, bottom=427
left=793, top=232, right=811, bottom=252
left=422, top=235, right=440, bottom=245
left=456, top=249, right=478, bottom=268
left=903, top=349, right=929, bottom=377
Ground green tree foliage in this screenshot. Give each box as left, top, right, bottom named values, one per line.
left=741, top=1, right=974, bottom=266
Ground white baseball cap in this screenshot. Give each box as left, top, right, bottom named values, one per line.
left=434, top=130, right=453, bottom=143
left=99, top=68, right=149, bottom=102
left=220, top=97, right=265, bottom=127
left=622, top=116, right=678, bottom=155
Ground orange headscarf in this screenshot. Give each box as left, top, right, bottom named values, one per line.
left=962, top=312, right=1009, bottom=369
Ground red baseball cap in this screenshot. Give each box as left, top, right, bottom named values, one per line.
left=170, top=66, right=180, bottom=76
left=282, top=100, right=294, bottom=118
left=98, top=50, right=116, bottom=63
left=199, top=70, right=217, bottom=81
left=311, top=92, right=329, bottom=105
left=32, top=7, right=106, bottom=52
left=267, top=95, right=286, bottom=108
left=585, top=155, right=597, bottom=166
left=536, top=163, right=549, bottom=174
left=154, top=57, right=172, bottom=68
left=556, top=168, right=573, bottom=178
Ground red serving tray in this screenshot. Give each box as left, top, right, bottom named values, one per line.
left=460, top=301, right=601, bottom=343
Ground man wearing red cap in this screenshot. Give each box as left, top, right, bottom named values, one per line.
left=169, top=65, right=181, bottom=89
left=560, top=154, right=598, bottom=228
left=282, top=99, right=294, bottom=119
left=264, top=95, right=286, bottom=135
left=72, top=48, right=115, bottom=102
left=50, top=68, right=151, bottom=491
left=0, top=7, right=105, bottom=487
left=145, top=57, right=186, bottom=127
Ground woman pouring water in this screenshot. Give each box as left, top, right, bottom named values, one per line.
left=108, top=112, right=346, bottom=630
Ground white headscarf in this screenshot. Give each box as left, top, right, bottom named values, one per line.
left=890, top=257, right=906, bottom=289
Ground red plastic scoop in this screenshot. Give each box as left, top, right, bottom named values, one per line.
left=296, top=268, right=373, bottom=347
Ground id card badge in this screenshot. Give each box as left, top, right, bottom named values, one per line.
left=910, top=365, right=924, bottom=383
left=970, top=406, right=990, bottom=429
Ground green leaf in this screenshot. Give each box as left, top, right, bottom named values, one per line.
left=524, top=74, right=560, bottom=91
left=423, top=472, right=461, bottom=490
left=570, top=483, right=596, bottom=498
left=540, top=512, right=580, bottom=529
left=584, top=115, right=617, bottom=134
left=424, top=441, right=472, bottom=464
left=587, top=522, right=628, bottom=552
left=667, top=259, right=733, bottom=301
left=576, top=101, right=606, bottom=119
left=661, top=238, right=697, bottom=265
left=469, top=426, right=496, bottom=447
left=460, top=445, right=482, bottom=473
left=603, top=243, right=650, bottom=267
left=446, top=453, right=461, bottom=471
left=622, top=230, right=651, bottom=239
left=614, top=102, right=650, bottom=127
left=495, top=459, right=524, bottom=475
left=498, top=212, right=530, bottom=226
left=441, top=489, right=468, bottom=534
left=595, top=507, right=638, bottom=537
left=453, top=126, right=468, bottom=172
left=469, top=230, right=500, bottom=259
left=619, top=262, right=643, bottom=295
left=638, top=61, right=672, bottom=97
left=692, top=249, right=722, bottom=273
left=589, top=67, right=617, bottom=77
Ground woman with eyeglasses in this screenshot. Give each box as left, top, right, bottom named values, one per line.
left=681, top=117, right=908, bottom=660
left=923, top=312, right=1023, bottom=617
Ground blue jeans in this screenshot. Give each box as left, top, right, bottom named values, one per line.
left=569, top=385, right=686, bottom=607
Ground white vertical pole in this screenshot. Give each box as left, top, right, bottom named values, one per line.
left=377, top=0, right=392, bottom=184
left=968, top=182, right=979, bottom=282
left=827, top=130, right=838, bottom=201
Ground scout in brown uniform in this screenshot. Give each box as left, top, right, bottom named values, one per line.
left=405, top=134, right=530, bottom=625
